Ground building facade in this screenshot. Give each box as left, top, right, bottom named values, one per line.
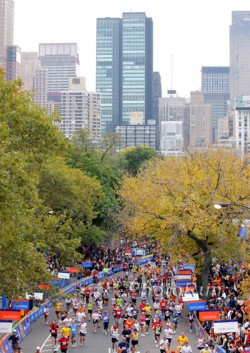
left=96, top=12, right=153, bottom=133
left=201, top=66, right=230, bottom=143
left=188, top=91, right=212, bottom=149
left=59, top=77, right=101, bottom=141
left=96, top=18, right=122, bottom=134
left=116, top=123, right=156, bottom=149
left=234, top=95, right=250, bottom=157
left=20, top=52, right=39, bottom=90
left=230, top=12, right=250, bottom=106
left=39, top=43, right=80, bottom=106
left=0, top=0, right=14, bottom=71
left=6, top=44, right=21, bottom=81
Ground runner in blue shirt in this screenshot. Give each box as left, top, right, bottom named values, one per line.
left=118, top=337, right=130, bottom=353
left=69, top=320, right=79, bottom=348
left=102, top=309, right=110, bottom=334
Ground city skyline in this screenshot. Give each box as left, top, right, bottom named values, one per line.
left=15, top=0, right=250, bottom=97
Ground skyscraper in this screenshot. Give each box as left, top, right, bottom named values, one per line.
left=20, top=52, right=40, bottom=90
left=121, top=12, right=153, bottom=125
left=0, top=0, right=14, bottom=71
left=6, top=44, right=21, bottom=81
left=38, top=43, right=80, bottom=105
left=96, top=18, right=122, bottom=133
left=96, top=12, right=153, bottom=134
left=230, top=12, right=250, bottom=106
left=201, top=66, right=230, bottom=142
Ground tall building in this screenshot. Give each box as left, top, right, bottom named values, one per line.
left=233, top=95, right=250, bottom=157
left=39, top=43, right=80, bottom=105
left=33, top=67, right=50, bottom=110
left=188, top=91, right=212, bottom=149
left=59, top=77, right=101, bottom=141
left=96, top=12, right=153, bottom=133
left=158, top=95, right=186, bottom=153
left=20, top=52, right=39, bottom=90
left=201, top=66, right=230, bottom=143
left=230, top=12, right=250, bottom=106
left=0, top=0, right=14, bottom=71
left=6, top=44, right=21, bottom=81
left=96, top=18, right=122, bottom=133
left=153, top=72, right=162, bottom=149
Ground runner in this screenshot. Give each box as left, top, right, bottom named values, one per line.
left=187, top=312, right=195, bottom=333
left=164, top=323, right=174, bottom=346
left=79, top=318, right=88, bottom=346
left=152, top=317, right=163, bottom=348
left=159, top=334, right=169, bottom=353
left=130, top=328, right=140, bottom=351
left=50, top=319, right=59, bottom=349
left=58, top=333, right=69, bottom=353
left=43, top=305, right=49, bottom=325
left=102, top=309, right=110, bottom=334
left=110, top=324, right=120, bottom=352
left=92, top=309, right=100, bottom=333
left=180, top=341, right=192, bottom=353
left=68, top=319, right=79, bottom=347
left=55, top=300, right=62, bottom=321
left=117, top=336, right=130, bottom=353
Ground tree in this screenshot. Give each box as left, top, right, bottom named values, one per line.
left=119, top=150, right=250, bottom=295
left=0, top=72, right=103, bottom=296
left=118, top=146, right=158, bottom=176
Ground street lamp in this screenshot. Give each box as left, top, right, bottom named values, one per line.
left=213, top=202, right=250, bottom=210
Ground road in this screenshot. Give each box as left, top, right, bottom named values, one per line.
left=20, top=273, right=199, bottom=353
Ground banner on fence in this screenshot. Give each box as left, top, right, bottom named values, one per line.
left=213, top=320, right=238, bottom=333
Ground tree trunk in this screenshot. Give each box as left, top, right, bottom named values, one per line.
left=200, top=250, right=212, bottom=298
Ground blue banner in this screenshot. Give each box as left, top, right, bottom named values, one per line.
left=188, top=301, right=207, bottom=311
left=11, top=300, right=30, bottom=311
left=81, top=262, right=93, bottom=268
left=183, top=264, right=196, bottom=270
left=176, top=281, right=193, bottom=286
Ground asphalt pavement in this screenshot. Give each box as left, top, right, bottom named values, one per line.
left=20, top=272, right=199, bottom=353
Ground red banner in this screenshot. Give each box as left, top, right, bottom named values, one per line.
left=0, top=310, right=21, bottom=321
left=199, top=310, right=220, bottom=321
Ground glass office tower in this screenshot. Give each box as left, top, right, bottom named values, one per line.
left=122, top=12, right=153, bottom=125
left=96, top=12, right=153, bottom=134
left=96, top=18, right=122, bottom=134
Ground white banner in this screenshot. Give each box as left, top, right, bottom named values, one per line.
left=58, top=272, right=70, bottom=279
left=213, top=320, right=238, bottom=333
left=0, top=321, right=13, bottom=333
left=175, top=275, right=192, bottom=281
left=182, top=292, right=199, bottom=301
left=34, top=292, right=44, bottom=300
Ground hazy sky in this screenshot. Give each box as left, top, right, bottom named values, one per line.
left=15, top=0, right=250, bottom=97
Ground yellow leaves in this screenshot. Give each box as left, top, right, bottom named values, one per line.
left=119, top=150, right=250, bottom=262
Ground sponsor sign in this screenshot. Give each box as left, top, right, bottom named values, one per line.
left=38, top=284, right=50, bottom=290
left=213, top=320, right=238, bottom=333
left=175, top=275, right=192, bottom=281
left=199, top=310, right=220, bottom=321
left=0, top=310, right=21, bottom=321
left=34, top=293, right=43, bottom=300
left=11, top=299, right=30, bottom=311
left=179, top=270, right=192, bottom=275
left=68, top=267, right=80, bottom=273
left=182, top=292, right=199, bottom=301
left=0, top=321, right=12, bottom=333
left=183, top=264, right=196, bottom=271
left=135, top=248, right=146, bottom=256
left=81, top=262, right=93, bottom=268
left=176, top=281, right=193, bottom=286
left=187, top=300, right=207, bottom=311
left=58, top=272, right=70, bottom=279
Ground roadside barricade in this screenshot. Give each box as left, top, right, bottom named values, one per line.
left=0, top=254, right=153, bottom=351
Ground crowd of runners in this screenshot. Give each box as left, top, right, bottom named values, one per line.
left=8, top=247, right=250, bottom=353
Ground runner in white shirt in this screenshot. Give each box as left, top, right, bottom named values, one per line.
left=164, top=324, right=174, bottom=346
left=92, top=310, right=100, bottom=333
left=110, top=324, right=119, bottom=352
left=79, top=319, right=87, bottom=346
left=76, top=311, right=86, bottom=323
left=180, top=341, right=192, bottom=353
left=159, top=334, right=169, bottom=353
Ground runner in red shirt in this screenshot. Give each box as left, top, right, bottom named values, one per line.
left=57, top=334, right=69, bottom=353
left=50, top=320, right=59, bottom=349
left=84, top=287, right=91, bottom=304
left=160, top=299, right=168, bottom=314
left=139, top=302, right=146, bottom=313
left=114, top=307, right=123, bottom=326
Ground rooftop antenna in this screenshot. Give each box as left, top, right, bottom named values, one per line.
left=167, top=54, right=176, bottom=97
